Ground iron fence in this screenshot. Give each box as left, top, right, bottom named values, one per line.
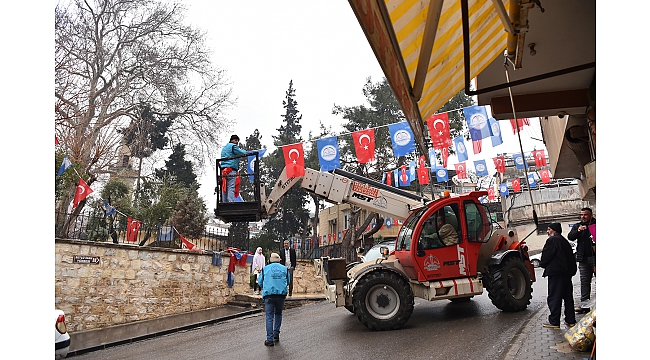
left=55, top=211, right=230, bottom=252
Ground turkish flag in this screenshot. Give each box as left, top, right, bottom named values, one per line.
left=426, top=113, right=452, bottom=149
left=510, top=118, right=530, bottom=134
left=472, top=139, right=482, bottom=154
left=351, top=129, right=376, bottom=163
left=385, top=171, right=392, bottom=186
left=540, top=169, right=551, bottom=184
left=282, top=142, right=305, bottom=177
left=73, top=178, right=93, bottom=207
left=488, top=187, right=495, bottom=200
left=532, top=149, right=547, bottom=167
left=441, top=147, right=449, bottom=168
left=181, top=235, right=201, bottom=251
left=399, top=165, right=409, bottom=186
left=417, top=156, right=429, bottom=184
left=126, top=217, right=142, bottom=243
left=454, top=162, right=467, bottom=179
left=493, top=156, right=506, bottom=173
left=417, top=167, right=430, bottom=185
left=512, top=178, right=521, bottom=192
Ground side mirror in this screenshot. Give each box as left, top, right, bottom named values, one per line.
left=380, top=246, right=390, bottom=259
left=357, top=247, right=365, bottom=254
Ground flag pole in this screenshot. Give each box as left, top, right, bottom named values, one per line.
left=503, top=53, right=538, bottom=227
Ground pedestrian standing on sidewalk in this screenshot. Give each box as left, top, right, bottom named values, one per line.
left=257, top=252, right=289, bottom=347
left=540, top=222, right=577, bottom=329
left=567, top=207, right=596, bottom=312
left=251, top=247, right=265, bottom=295
left=280, top=240, right=297, bottom=296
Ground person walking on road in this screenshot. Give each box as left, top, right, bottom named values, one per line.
left=540, top=222, right=577, bottom=329
left=567, top=207, right=596, bottom=312
left=251, top=247, right=265, bottom=295
left=257, top=252, right=289, bottom=347
left=279, top=240, right=297, bottom=296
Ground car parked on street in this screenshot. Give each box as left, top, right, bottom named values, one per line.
left=530, top=240, right=577, bottom=268
left=55, top=309, right=70, bottom=359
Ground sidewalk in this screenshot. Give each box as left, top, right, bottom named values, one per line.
left=67, top=293, right=325, bottom=357
left=501, top=276, right=596, bottom=360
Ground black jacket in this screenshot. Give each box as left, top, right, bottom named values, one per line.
left=279, top=247, right=296, bottom=269
left=540, top=234, right=577, bottom=277
left=567, top=218, right=595, bottom=262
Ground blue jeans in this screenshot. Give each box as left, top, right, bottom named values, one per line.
left=264, top=296, right=285, bottom=342
left=224, top=175, right=236, bottom=203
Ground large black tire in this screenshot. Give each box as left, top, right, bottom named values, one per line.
left=352, top=271, right=414, bottom=331
left=484, top=256, right=533, bottom=312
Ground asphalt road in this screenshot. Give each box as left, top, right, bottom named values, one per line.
left=70, top=268, right=552, bottom=360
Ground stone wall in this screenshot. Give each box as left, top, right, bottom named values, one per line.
left=55, top=239, right=326, bottom=332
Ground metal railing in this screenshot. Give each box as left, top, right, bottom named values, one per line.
left=55, top=211, right=230, bottom=252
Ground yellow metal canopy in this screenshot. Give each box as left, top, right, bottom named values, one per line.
left=349, top=0, right=509, bottom=154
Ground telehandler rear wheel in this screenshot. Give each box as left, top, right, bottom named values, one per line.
left=484, top=256, right=533, bottom=312
left=352, top=271, right=414, bottom=331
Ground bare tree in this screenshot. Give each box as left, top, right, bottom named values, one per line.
left=55, top=0, right=234, bottom=232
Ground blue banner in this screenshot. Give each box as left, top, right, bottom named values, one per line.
left=499, top=183, right=509, bottom=197
left=247, top=149, right=267, bottom=181
left=474, top=160, right=489, bottom=177
left=463, top=105, right=493, bottom=141
left=388, top=122, right=416, bottom=157
left=454, top=136, right=469, bottom=162
left=513, top=153, right=526, bottom=169
left=435, top=168, right=449, bottom=182
left=316, top=136, right=340, bottom=171
left=527, top=173, right=537, bottom=188
left=489, top=117, right=503, bottom=147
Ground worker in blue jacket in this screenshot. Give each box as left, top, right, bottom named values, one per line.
left=257, top=252, right=289, bottom=346
left=220, top=135, right=247, bottom=202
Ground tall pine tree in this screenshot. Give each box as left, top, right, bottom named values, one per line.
left=261, top=81, right=310, bottom=246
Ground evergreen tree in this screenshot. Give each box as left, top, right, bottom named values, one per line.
left=261, top=81, right=310, bottom=243
left=155, top=143, right=198, bottom=189
left=171, top=188, right=209, bottom=240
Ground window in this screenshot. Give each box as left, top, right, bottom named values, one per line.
left=418, top=205, right=461, bottom=250
left=396, top=206, right=427, bottom=251
left=464, top=201, right=491, bottom=242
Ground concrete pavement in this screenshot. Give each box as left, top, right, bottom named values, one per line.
left=67, top=280, right=596, bottom=359
left=501, top=274, right=596, bottom=360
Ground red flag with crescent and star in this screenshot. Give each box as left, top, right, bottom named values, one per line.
left=539, top=168, right=551, bottom=184
left=510, top=118, right=530, bottom=134
left=488, top=187, right=495, bottom=200
left=426, top=113, right=452, bottom=149
left=532, top=149, right=547, bottom=167
left=385, top=171, right=392, bottom=186
left=441, top=147, right=449, bottom=168
left=181, top=235, right=201, bottom=251
left=282, top=142, right=305, bottom=177
left=73, top=178, right=93, bottom=207
left=417, top=156, right=429, bottom=185
left=126, top=217, right=142, bottom=243
left=512, top=177, right=521, bottom=192
left=493, top=156, right=506, bottom=173
left=454, top=162, right=467, bottom=179
left=351, top=129, right=376, bottom=163
left=472, top=140, right=482, bottom=154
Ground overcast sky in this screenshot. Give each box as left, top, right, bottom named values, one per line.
left=185, top=1, right=546, bottom=204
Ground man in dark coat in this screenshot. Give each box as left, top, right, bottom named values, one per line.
left=540, top=222, right=577, bottom=329
left=567, top=207, right=596, bottom=312
left=279, top=240, right=297, bottom=296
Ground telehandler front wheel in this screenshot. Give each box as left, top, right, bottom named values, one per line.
left=352, top=271, right=414, bottom=331
left=484, top=256, right=533, bottom=312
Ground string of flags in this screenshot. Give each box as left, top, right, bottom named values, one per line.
left=56, top=140, right=205, bottom=248
left=240, top=105, right=549, bottom=200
